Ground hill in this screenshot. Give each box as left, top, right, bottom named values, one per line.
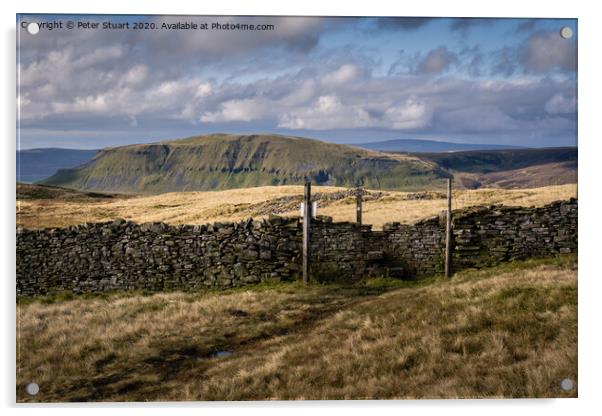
left=357, top=138, right=523, bottom=153
left=416, top=147, right=577, bottom=189
left=41, top=134, right=447, bottom=194
left=17, top=148, right=98, bottom=183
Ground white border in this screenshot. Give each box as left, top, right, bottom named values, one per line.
left=3, top=1, right=601, bottom=415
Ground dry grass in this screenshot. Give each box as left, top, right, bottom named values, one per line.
left=17, top=255, right=577, bottom=402
left=17, top=184, right=577, bottom=230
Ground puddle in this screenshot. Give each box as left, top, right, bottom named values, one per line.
left=192, top=349, right=234, bottom=361
left=213, top=350, right=234, bottom=358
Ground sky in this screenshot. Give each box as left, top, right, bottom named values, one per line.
left=17, top=15, right=577, bottom=149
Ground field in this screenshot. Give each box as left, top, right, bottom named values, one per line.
left=16, top=181, right=579, bottom=401
left=16, top=255, right=577, bottom=401
left=16, top=183, right=577, bottom=230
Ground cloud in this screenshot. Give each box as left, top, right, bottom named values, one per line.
left=136, top=15, right=326, bottom=62
left=276, top=94, right=432, bottom=131
left=545, top=93, right=577, bottom=114
left=449, top=18, right=493, bottom=32
left=16, top=15, right=578, bottom=148
left=122, top=65, right=149, bottom=87
left=19, top=59, right=577, bottom=138
left=382, top=98, right=431, bottom=129
left=17, top=15, right=333, bottom=123
left=515, top=19, right=538, bottom=33
left=374, top=17, right=434, bottom=31
left=280, top=79, right=318, bottom=106
left=491, top=46, right=518, bottom=77
left=17, top=16, right=329, bottom=85
left=278, top=95, right=373, bottom=130
left=519, top=30, right=577, bottom=73
left=416, top=46, right=458, bottom=74
left=436, top=106, right=516, bottom=132
left=458, top=46, right=484, bottom=77
left=52, top=94, right=111, bottom=114
left=200, top=98, right=268, bottom=123
left=320, top=64, right=360, bottom=86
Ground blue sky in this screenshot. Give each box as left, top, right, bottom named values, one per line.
left=17, top=15, right=577, bottom=149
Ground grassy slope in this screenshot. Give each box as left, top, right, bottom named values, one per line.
left=16, top=183, right=131, bottom=201
left=17, top=183, right=577, bottom=230
left=17, top=255, right=577, bottom=402
left=41, top=134, right=446, bottom=193
left=417, top=147, right=577, bottom=189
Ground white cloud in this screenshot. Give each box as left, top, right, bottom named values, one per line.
left=121, top=65, right=148, bottom=87
left=52, top=94, right=110, bottom=114
left=195, top=83, right=212, bottom=98
left=477, top=78, right=538, bottom=92
left=383, top=98, right=431, bottom=129
left=200, top=98, right=267, bottom=122
left=277, top=95, right=431, bottom=130
left=18, top=58, right=577, bottom=138
left=280, top=79, right=317, bottom=106
left=72, top=46, right=124, bottom=70
left=321, top=64, right=359, bottom=86
left=278, top=95, right=372, bottom=129
left=545, top=93, right=577, bottom=114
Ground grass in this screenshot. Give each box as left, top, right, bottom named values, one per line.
left=16, top=255, right=577, bottom=402
left=16, top=183, right=577, bottom=230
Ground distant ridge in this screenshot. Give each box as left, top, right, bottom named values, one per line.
left=29, top=135, right=576, bottom=194
left=355, top=138, right=525, bottom=153
left=417, top=147, right=577, bottom=189
left=17, top=148, right=98, bottom=183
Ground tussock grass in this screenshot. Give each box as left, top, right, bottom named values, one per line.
left=17, top=183, right=576, bottom=230
left=17, top=255, right=577, bottom=402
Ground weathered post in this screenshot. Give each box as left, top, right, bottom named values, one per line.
left=303, top=182, right=311, bottom=284
left=356, top=187, right=362, bottom=225
left=445, top=178, right=452, bottom=278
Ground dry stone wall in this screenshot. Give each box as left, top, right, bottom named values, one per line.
left=16, top=199, right=577, bottom=296
left=451, top=199, right=578, bottom=269
left=309, top=218, right=373, bottom=282
left=378, top=216, right=447, bottom=278
left=17, top=217, right=303, bottom=296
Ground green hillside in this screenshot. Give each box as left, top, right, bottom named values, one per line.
left=41, top=134, right=448, bottom=194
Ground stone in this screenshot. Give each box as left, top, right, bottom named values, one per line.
left=243, top=249, right=259, bottom=259
left=151, top=223, right=165, bottom=233
left=221, top=255, right=235, bottom=264
left=367, top=251, right=384, bottom=261
left=259, top=250, right=272, bottom=260
left=233, top=263, right=248, bottom=278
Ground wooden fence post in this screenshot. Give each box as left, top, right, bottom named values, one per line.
left=303, top=182, right=311, bottom=284
left=445, top=178, right=453, bottom=278
left=356, top=187, right=362, bottom=225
